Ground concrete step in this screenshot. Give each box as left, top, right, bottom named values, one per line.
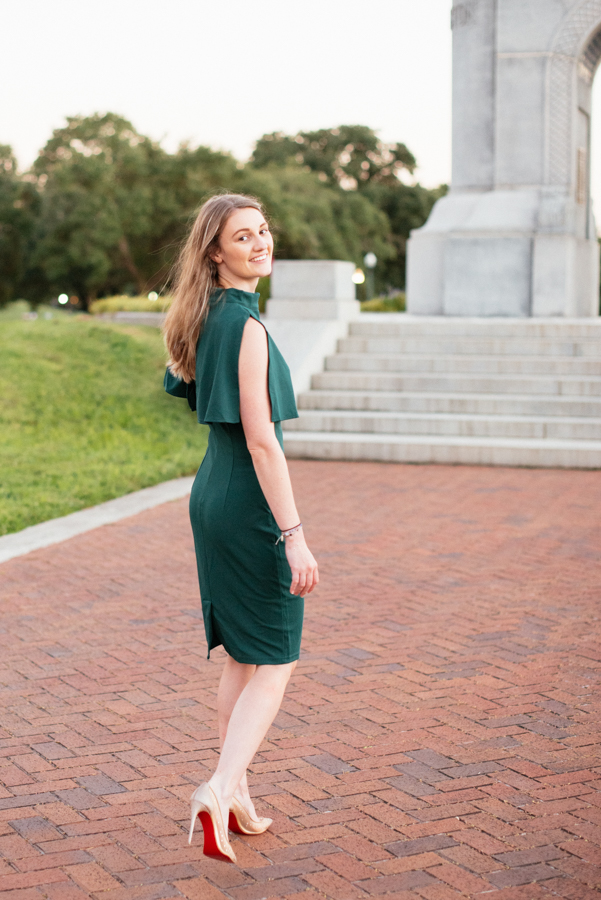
left=352, top=313, right=601, bottom=339
left=311, top=371, right=601, bottom=396
left=283, top=430, right=601, bottom=469
left=326, top=352, right=601, bottom=376
left=290, top=316, right=601, bottom=467
left=284, top=410, right=601, bottom=440
left=297, top=389, right=601, bottom=418
left=338, top=335, right=601, bottom=358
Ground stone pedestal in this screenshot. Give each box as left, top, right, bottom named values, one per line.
left=264, top=260, right=360, bottom=395
left=407, top=0, right=601, bottom=317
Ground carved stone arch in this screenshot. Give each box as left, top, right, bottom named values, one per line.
left=546, top=0, right=601, bottom=185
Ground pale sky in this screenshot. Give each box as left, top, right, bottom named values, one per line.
left=3, top=0, right=601, bottom=217
left=2, top=0, right=453, bottom=187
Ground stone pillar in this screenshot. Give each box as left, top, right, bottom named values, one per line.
left=407, top=0, right=601, bottom=317
left=264, top=260, right=359, bottom=396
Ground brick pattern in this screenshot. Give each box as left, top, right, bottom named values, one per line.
left=0, top=461, right=600, bottom=899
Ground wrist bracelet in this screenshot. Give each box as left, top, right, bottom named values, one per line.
left=276, top=522, right=302, bottom=544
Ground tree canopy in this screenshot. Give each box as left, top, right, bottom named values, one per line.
left=0, top=145, right=38, bottom=306
left=252, top=124, right=416, bottom=190
left=0, top=117, right=446, bottom=307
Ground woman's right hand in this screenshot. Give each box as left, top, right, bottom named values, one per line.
left=285, top=531, right=319, bottom=597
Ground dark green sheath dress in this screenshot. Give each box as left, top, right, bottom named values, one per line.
left=164, top=288, right=302, bottom=665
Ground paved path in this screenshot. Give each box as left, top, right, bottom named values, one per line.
left=0, top=461, right=600, bottom=900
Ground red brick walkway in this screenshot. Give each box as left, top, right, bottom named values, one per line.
left=1, top=461, right=600, bottom=900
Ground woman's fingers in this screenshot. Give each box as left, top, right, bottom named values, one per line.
left=290, top=567, right=319, bottom=596
left=299, top=565, right=320, bottom=596
left=304, top=567, right=317, bottom=595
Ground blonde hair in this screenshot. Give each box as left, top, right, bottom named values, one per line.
left=163, top=192, right=264, bottom=382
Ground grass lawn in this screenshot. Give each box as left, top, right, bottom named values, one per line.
left=0, top=309, right=207, bottom=536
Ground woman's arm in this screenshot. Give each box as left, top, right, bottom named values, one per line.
left=239, top=317, right=318, bottom=597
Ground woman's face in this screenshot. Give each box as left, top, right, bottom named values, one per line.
left=212, top=207, right=273, bottom=290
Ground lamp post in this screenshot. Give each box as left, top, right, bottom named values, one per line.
left=364, top=252, right=377, bottom=301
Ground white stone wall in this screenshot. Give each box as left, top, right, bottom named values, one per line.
left=407, top=0, right=601, bottom=317
left=264, top=261, right=360, bottom=396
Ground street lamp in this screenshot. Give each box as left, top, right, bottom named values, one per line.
left=363, top=252, right=377, bottom=301
left=352, top=266, right=365, bottom=301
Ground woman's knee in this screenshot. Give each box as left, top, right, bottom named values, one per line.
left=224, top=655, right=256, bottom=676
left=256, top=660, right=297, bottom=689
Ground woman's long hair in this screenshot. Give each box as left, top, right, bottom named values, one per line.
left=163, top=193, right=264, bottom=382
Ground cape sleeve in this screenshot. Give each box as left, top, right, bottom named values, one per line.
left=165, top=304, right=298, bottom=425
left=265, top=331, right=299, bottom=423
left=163, top=368, right=197, bottom=412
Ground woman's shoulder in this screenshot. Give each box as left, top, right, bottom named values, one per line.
left=204, top=297, right=250, bottom=332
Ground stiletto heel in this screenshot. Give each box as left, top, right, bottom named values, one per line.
left=229, top=796, right=273, bottom=835
left=189, top=783, right=237, bottom=863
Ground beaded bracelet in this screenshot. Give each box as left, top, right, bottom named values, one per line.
left=276, top=522, right=302, bottom=544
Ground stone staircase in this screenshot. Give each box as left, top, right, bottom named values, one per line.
left=283, top=315, right=601, bottom=468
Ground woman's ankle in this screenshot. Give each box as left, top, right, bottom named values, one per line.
left=208, top=774, right=233, bottom=806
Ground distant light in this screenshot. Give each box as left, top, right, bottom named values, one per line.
left=364, top=252, right=377, bottom=269
left=58, top=293, right=68, bottom=305
left=148, top=291, right=158, bottom=302
left=352, top=267, right=365, bottom=285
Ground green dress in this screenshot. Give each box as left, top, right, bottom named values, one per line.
left=164, top=287, right=302, bottom=665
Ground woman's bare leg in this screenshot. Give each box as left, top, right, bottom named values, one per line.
left=216, top=656, right=256, bottom=812
left=209, top=660, right=297, bottom=829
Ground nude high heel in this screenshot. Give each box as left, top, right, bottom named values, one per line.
left=189, top=783, right=237, bottom=863
left=228, top=795, right=273, bottom=835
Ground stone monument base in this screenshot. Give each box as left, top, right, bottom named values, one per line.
left=406, top=191, right=599, bottom=318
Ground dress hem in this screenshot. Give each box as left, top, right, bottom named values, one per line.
left=207, top=643, right=300, bottom=666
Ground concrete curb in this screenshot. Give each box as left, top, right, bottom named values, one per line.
left=0, top=476, right=194, bottom=565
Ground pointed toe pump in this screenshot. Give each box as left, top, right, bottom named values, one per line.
left=228, top=796, right=273, bottom=835
left=189, top=783, right=237, bottom=863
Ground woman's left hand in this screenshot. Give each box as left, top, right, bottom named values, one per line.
left=285, top=531, right=319, bottom=597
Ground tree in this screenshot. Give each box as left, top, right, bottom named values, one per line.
left=0, top=146, right=37, bottom=306
left=31, top=113, right=240, bottom=306
left=239, top=165, right=395, bottom=266
left=252, top=125, right=416, bottom=190
left=5, top=116, right=441, bottom=305
left=363, top=181, right=447, bottom=292
left=250, top=125, right=445, bottom=290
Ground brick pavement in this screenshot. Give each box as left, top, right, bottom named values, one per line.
left=0, top=460, right=600, bottom=900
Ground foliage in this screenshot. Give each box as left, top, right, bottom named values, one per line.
left=250, top=125, right=446, bottom=291
left=0, top=299, right=32, bottom=319
left=252, top=124, right=416, bottom=190
left=29, top=113, right=240, bottom=307
left=0, top=115, right=444, bottom=305
left=0, top=315, right=206, bottom=535
left=361, top=293, right=406, bottom=312
left=0, top=145, right=38, bottom=306
left=363, top=181, right=448, bottom=291
left=256, top=275, right=270, bottom=313
left=239, top=165, right=395, bottom=266
left=89, top=294, right=172, bottom=314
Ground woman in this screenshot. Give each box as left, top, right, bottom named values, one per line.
left=163, top=193, right=318, bottom=864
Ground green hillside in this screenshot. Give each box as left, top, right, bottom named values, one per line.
left=0, top=310, right=206, bottom=536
